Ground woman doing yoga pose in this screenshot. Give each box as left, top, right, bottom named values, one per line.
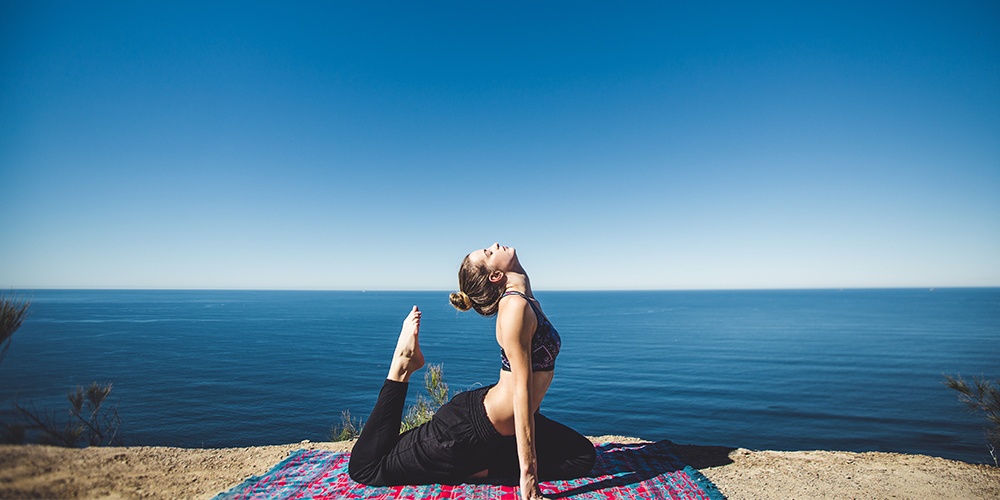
left=348, top=243, right=595, bottom=500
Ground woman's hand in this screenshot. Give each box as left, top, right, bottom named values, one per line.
left=520, top=472, right=550, bottom=500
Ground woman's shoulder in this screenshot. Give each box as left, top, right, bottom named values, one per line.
left=497, top=294, right=538, bottom=332
left=498, top=292, right=532, bottom=313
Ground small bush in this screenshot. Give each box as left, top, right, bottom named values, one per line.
left=0, top=293, right=30, bottom=364
left=333, top=364, right=451, bottom=441
left=401, top=364, right=450, bottom=432
left=330, top=410, right=364, bottom=441
left=1, top=293, right=124, bottom=447
left=944, top=373, right=999, bottom=466
left=9, top=382, right=123, bottom=447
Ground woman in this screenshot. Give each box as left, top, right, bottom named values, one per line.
left=348, top=243, right=595, bottom=500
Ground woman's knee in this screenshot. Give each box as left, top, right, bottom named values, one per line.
left=571, top=443, right=597, bottom=474
left=538, top=438, right=596, bottom=478
left=348, top=456, right=382, bottom=486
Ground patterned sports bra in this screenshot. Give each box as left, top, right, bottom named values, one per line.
left=499, top=290, right=561, bottom=372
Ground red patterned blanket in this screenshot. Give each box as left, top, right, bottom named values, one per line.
left=214, top=441, right=725, bottom=499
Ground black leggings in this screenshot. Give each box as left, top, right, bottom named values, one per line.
left=348, top=379, right=596, bottom=486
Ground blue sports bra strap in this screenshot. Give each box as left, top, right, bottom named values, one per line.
left=502, top=290, right=533, bottom=307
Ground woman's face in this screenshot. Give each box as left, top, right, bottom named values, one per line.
left=468, top=242, right=518, bottom=272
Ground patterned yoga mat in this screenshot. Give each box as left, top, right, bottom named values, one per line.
left=214, top=441, right=726, bottom=499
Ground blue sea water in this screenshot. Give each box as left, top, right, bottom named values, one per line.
left=0, top=289, right=997, bottom=464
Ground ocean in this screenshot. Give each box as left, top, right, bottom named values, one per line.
left=0, top=289, right=997, bottom=464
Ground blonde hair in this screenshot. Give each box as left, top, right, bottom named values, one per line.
left=449, top=254, right=504, bottom=316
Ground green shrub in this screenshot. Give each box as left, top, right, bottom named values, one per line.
left=330, top=409, right=364, bottom=441
left=401, top=364, right=450, bottom=432
left=10, top=382, right=123, bottom=447
left=0, top=292, right=30, bottom=364
left=332, top=363, right=451, bottom=441
left=1, top=293, right=123, bottom=447
left=944, top=374, right=999, bottom=466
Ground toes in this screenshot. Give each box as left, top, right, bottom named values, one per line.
left=405, top=306, right=421, bottom=329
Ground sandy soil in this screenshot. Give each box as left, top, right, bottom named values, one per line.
left=2, top=436, right=998, bottom=499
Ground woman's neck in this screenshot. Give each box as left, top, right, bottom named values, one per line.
left=504, top=273, right=532, bottom=297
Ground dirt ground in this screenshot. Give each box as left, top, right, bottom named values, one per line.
left=1, top=436, right=998, bottom=499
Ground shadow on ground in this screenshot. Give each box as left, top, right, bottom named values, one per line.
left=547, top=440, right=735, bottom=498
left=669, top=440, right=737, bottom=469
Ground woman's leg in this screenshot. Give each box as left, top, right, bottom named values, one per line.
left=347, top=379, right=409, bottom=484
left=533, top=413, right=597, bottom=479
left=485, top=413, right=596, bottom=481
left=348, top=307, right=425, bottom=485
left=351, top=388, right=495, bottom=486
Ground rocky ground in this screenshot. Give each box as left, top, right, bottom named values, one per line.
left=2, top=436, right=999, bottom=499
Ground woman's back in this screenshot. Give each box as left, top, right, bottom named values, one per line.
left=485, top=370, right=554, bottom=435
left=483, top=292, right=557, bottom=436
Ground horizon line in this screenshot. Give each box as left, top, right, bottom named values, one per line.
left=5, top=286, right=999, bottom=293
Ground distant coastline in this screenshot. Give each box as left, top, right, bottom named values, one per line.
left=8, top=286, right=1000, bottom=291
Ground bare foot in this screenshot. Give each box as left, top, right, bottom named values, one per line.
left=387, top=306, right=425, bottom=382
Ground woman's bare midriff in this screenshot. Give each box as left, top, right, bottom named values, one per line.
left=483, top=370, right=554, bottom=436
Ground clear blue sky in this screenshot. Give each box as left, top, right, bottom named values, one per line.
left=2, top=1, right=998, bottom=290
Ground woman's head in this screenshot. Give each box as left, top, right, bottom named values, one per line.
left=449, top=243, right=518, bottom=316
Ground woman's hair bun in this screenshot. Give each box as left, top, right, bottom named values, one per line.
left=449, top=291, right=473, bottom=312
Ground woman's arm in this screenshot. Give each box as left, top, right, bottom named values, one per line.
left=497, top=299, right=546, bottom=500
